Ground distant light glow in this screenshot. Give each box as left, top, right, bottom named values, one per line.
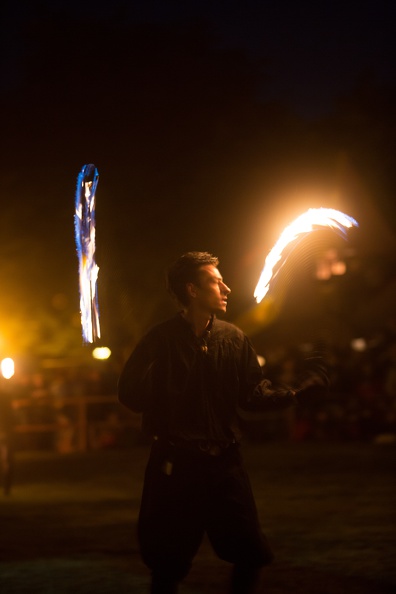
left=1, top=358, right=15, bottom=379
left=299, top=342, right=314, bottom=353
left=331, top=260, right=347, bottom=276
left=257, top=355, right=266, bottom=367
left=315, top=248, right=347, bottom=280
left=351, top=338, right=367, bottom=352
left=92, top=346, right=111, bottom=360
left=254, top=208, right=358, bottom=303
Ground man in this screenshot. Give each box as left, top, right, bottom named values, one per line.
left=118, top=252, right=299, bottom=594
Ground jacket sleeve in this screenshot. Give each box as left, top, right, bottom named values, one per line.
left=118, top=333, right=160, bottom=413
left=238, top=336, right=297, bottom=411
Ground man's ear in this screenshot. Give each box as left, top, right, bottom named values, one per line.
left=186, top=282, right=197, bottom=299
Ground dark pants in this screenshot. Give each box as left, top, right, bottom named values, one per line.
left=138, top=440, right=273, bottom=591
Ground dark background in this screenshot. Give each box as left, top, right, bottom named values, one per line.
left=1, top=0, right=395, bottom=364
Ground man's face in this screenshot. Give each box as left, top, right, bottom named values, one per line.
left=191, top=265, right=231, bottom=314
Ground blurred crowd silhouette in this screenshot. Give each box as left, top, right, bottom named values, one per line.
left=259, top=336, right=396, bottom=444
left=1, top=335, right=396, bottom=474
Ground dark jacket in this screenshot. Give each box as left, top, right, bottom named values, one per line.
left=118, top=314, right=294, bottom=442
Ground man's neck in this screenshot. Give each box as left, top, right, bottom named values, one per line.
left=181, top=309, right=213, bottom=337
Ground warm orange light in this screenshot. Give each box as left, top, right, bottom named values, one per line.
left=315, top=249, right=347, bottom=280
left=92, top=346, right=111, bottom=360
left=331, top=260, right=346, bottom=276
left=351, top=338, right=367, bottom=352
left=1, top=358, right=15, bottom=379
left=254, top=208, right=358, bottom=303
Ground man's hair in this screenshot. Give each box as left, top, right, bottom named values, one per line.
left=166, top=251, right=219, bottom=306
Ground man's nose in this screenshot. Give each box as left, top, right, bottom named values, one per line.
left=221, top=282, right=231, bottom=294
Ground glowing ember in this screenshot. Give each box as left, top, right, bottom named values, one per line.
left=75, top=164, right=100, bottom=343
left=254, top=208, right=358, bottom=303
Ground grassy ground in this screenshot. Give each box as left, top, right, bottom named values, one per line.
left=0, top=441, right=395, bottom=593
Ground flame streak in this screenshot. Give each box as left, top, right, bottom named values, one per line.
left=254, top=208, right=358, bottom=303
left=75, top=164, right=100, bottom=343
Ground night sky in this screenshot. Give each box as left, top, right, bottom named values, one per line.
left=1, top=0, right=395, bottom=359
left=3, top=1, right=395, bottom=114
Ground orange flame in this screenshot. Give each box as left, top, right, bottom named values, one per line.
left=254, top=208, right=358, bottom=303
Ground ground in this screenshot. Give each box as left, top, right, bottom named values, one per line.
left=0, top=441, right=395, bottom=593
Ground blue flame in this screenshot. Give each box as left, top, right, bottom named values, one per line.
left=75, top=164, right=100, bottom=343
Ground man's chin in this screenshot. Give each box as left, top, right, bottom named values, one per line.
left=216, top=304, right=227, bottom=314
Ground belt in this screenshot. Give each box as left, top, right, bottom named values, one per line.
left=196, top=440, right=231, bottom=456
left=154, top=436, right=236, bottom=457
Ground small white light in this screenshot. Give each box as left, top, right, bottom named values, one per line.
left=1, top=358, right=15, bottom=379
